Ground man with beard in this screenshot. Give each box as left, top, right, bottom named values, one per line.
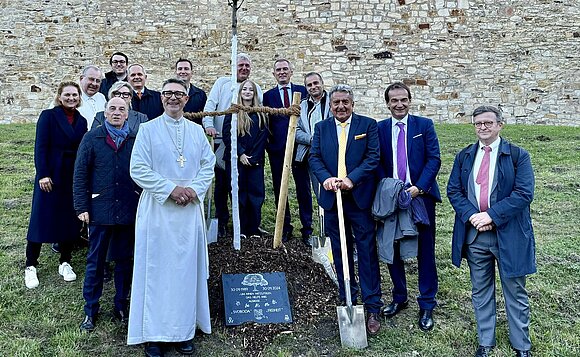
left=78, top=65, right=106, bottom=129
left=128, top=64, right=163, bottom=120
left=100, top=52, right=129, bottom=99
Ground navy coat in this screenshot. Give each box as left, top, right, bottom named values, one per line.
left=222, top=112, right=269, bottom=166
left=131, top=87, right=163, bottom=120
left=309, top=113, right=380, bottom=211
left=73, top=125, right=140, bottom=225
left=27, top=107, right=87, bottom=243
left=377, top=115, right=442, bottom=202
left=184, top=84, right=208, bottom=126
left=263, top=83, right=307, bottom=153
left=447, top=138, right=537, bottom=278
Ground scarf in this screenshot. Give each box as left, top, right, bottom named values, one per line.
left=104, top=120, right=129, bottom=148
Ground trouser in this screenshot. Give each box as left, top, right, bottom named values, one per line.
left=26, top=240, right=73, bottom=267
left=387, top=196, right=438, bottom=310
left=83, top=225, right=134, bottom=317
left=268, top=150, right=313, bottom=237
left=324, top=194, right=382, bottom=313
left=214, top=142, right=231, bottom=228
left=467, top=230, right=531, bottom=350
left=238, top=163, right=265, bottom=236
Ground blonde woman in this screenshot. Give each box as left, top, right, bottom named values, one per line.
left=223, top=80, right=269, bottom=238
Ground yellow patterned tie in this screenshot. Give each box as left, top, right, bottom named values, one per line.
left=338, top=122, right=348, bottom=178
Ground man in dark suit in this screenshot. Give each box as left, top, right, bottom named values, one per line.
left=309, top=84, right=382, bottom=336
left=175, top=58, right=207, bottom=125
left=377, top=82, right=441, bottom=331
left=100, top=52, right=129, bottom=99
left=263, top=59, right=311, bottom=245
left=447, top=106, right=535, bottom=357
left=127, top=64, right=163, bottom=120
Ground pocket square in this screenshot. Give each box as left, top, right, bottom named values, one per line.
left=412, top=133, right=423, bottom=139
left=355, top=133, right=367, bottom=140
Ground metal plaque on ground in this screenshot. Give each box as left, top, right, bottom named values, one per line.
left=222, top=272, right=293, bottom=326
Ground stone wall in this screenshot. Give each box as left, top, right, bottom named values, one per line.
left=1, top=0, right=578, bottom=125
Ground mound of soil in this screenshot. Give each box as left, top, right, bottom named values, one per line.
left=207, top=234, right=339, bottom=355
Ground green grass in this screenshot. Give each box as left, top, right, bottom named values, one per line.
left=0, top=123, right=579, bottom=356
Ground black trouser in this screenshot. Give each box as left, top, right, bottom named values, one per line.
left=26, top=241, right=73, bottom=267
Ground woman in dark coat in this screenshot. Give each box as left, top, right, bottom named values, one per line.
left=223, top=79, right=269, bottom=238
left=25, top=81, right=88, bottom=289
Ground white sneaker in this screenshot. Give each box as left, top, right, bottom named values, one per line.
left=58, top=262, right=77, bottom=282
left=25, top=266, right=39, bottom=289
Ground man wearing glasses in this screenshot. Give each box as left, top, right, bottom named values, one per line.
left=100, top=52, right=129, bottom=99
left=128, top=78, right=215, bottom=357
left=78, top=65, right=106, bottom=129
left=447, top=106, right=535, bottom=357
left=92, top=81, right=148, bottom=134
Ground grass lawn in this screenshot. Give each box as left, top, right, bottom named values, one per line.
left=0, top=123, right=578, bottom=356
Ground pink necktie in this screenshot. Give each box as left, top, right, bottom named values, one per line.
left=476, top=146, right=492, bottom=212
left=282, top=87, right=290, bottom=108
left=396, top=122, right=406, bottom=182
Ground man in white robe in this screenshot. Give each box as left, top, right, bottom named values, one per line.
left=128, top=78, right=215, bottom=357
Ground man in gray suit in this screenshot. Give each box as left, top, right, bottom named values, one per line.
left=447, top=105, right=536, bottom=357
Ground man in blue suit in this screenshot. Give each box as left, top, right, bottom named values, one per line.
left=309, top=84, right=383, bottom=336
left=263, top=59, right=311, bottom=245
left=447, top=106, right=535, bottom=357
left=377, top=82, right=441, bottom=331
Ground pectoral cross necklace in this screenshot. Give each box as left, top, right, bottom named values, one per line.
left=164, top=118, right=187, bottom=168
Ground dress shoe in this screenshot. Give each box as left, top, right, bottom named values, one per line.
left=302, top=235, right=313, bottom=247
left=514, top=349, right=531, bottom=357
left=475, top=345, right=493, bottom=357
left=79, top=315, right=95, bottom=332
left=51, top=243, right=60, bottom=253
left=282, top=227, right=294, bottom=242
left=418, top=308, right=434, bottom=331
left=366, top=312, right=381, bottom=336
left=144, top=342, right=164, bottom=357
left=175, top=339, right=195, bottom=355
left=381, top=300, right=408, bottom=318
left=113, top=307, right=129, bottom=324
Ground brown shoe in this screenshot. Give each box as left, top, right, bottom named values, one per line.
left=366, top=312, right=381, bottom=336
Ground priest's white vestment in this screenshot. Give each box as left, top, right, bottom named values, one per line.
left=127, top=114, right=216, bottom=344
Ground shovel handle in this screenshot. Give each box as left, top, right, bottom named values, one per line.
left=336, top=189, right=353, bottom=307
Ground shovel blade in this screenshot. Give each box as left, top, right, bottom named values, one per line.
left=336, top=305, right=368, bottom=349
left=207, top=218, right=218, bottom=244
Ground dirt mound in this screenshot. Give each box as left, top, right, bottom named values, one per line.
left=207, top=235, right=338, bottom=355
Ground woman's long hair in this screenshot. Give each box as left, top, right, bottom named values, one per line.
left=237, top=80, right=268, bottom=137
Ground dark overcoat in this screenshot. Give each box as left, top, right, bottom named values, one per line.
left=447, top=138, right=537, bottom=278
left=26, top=106, right=87, bottom=243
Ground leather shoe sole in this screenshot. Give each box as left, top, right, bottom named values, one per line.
left=381, top=300, right=408, bottom=318
left=418, top=309, right=434, bottom=331
left=366, top=312, right=381, bottom=336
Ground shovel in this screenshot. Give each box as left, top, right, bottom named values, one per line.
left=312, top=204, right=338, bottom=286
left=206, top=137, right=218, bottom=244
left=335, top=189, right=368, bottom=349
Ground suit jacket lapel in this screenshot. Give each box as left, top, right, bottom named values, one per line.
left=346, top=114, right=360, bottom=152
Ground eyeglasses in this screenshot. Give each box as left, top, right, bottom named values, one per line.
left=112, top=91, right=132, bottom=99
left=112, top=60, right=127, bottom=65
left=473, top=121, right=496, bottom=129
left=161, top=91, right=186, bottom=99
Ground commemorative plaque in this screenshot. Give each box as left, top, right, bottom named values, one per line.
left=222, top=272, right=292, bottom=326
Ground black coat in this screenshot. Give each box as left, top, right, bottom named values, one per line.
left=99, top=70, right=126, bottom=99
left=73, top=125, right=140, bottom=225
left=184, top=85, right=208, bottom=126
left=27, top=107, right=87, bottom=243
